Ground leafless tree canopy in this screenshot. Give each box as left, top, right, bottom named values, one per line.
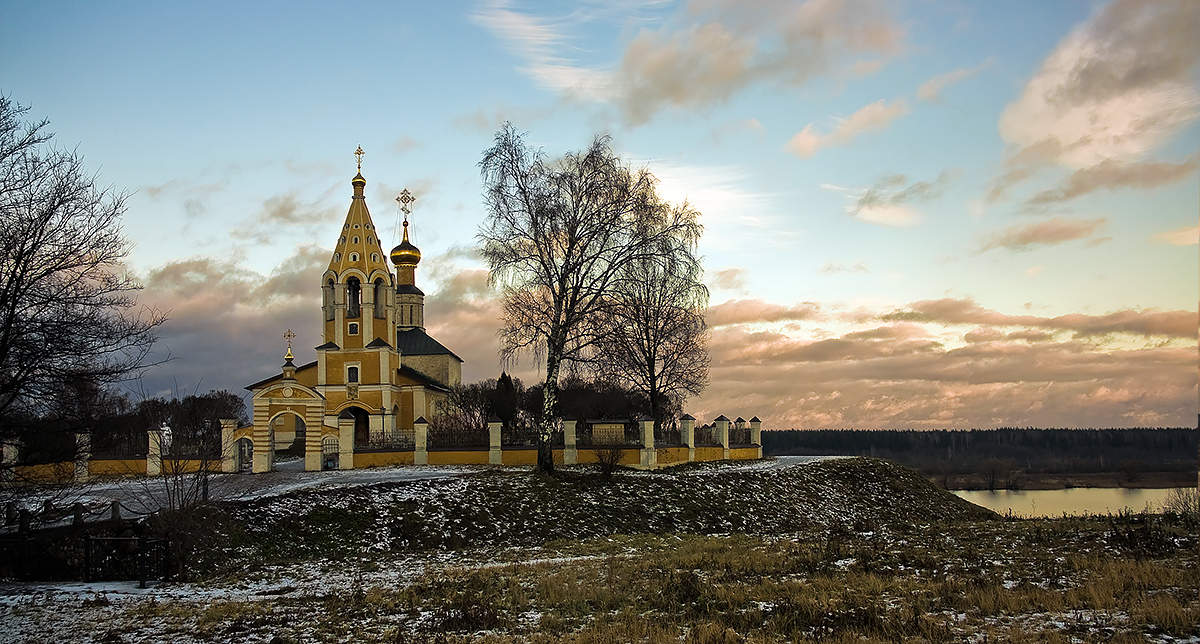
left=477, top=123, right=703, bottom=470
left=591, top=231, right=710, bottom=430
left=0, top=97, right=165, bottom=432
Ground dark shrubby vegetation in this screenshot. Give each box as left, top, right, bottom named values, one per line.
left=764, top=428, right=1197, bottom=485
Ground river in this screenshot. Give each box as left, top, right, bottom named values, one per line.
left=952, top=487, right=1190, bottom=517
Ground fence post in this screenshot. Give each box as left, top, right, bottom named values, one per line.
left=5, top=502, right=15, bottom=525
left=414, top=417, right=428, bottom=465
left=111, top=500, right=121, bottom=521
left=750, top=416, right=763, bottom=459
left=337, top=416, right=355, bottom=471
left=488, top=419, right=502, bottom=466
left=715, top=415, right=731, bottom=460
left=73, top=432, right=90, bottom=483
left=145, top=428, right=162, bottom=476
left=72, top=503, right=84, bottom=526
left=0, top=440, right=16, bottom=482
left=563, top=419, right=577, bottom=465
left=219, top=419, right=238, bottom=473
left=681, top=414, right=696, bottom=462
left=639, top=417, right=656, bottom=469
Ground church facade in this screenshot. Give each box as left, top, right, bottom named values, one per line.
left=238, top=156, right=461, bottom=472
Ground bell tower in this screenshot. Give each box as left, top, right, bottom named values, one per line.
left=390, top=188, right=424, bottom=331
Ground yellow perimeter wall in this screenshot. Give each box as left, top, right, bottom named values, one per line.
left=354, top=451, right=415, bottom=468
left=90, top=459, right=148, bottom=476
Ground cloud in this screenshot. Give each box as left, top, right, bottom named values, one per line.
left=977, top=217, right=1107, bottom=253
left=991, top=1, right=1200, bottom=205
left=1027, top=156, right=1198, bottom=206
left=917, top=59, right=991, bottom=101
left=787, top=99, right=909, bottom=158
left=881, top=297, right=1196, bottom=339
left=473, top=0, right=905, bottom=125
left=821, top=262, right=869, bottom=274
left=999, top=0, right=1200, bottom=169
left=835, top=171, right=950, bottom=227
left=690, top=317, right=1195, bottom=428
left=1153, top=224, right=1200, bottom=246
left=707, top=298, right=822, bottom=327
left=233, top=193, right=337, bottom=244
left=392, top=136, right=422, bottom=154
left=709, top=267, right=747, bottom=291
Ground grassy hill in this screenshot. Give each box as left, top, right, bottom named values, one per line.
left=214, top=457, right=994, bottom=567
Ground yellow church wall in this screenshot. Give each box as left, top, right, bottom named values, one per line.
left=694, top=446, right=724, bottom=462
left=324, top=351, right=384, bottom=385
left=573, top=448, right=640, bottom=466
left=729, top=447, right=759, bottom=461
left=656, top=447, right=689, bottom=465
left=427, top=449, right=489, bottom=465
left=90, top=459, right=147, bottom=477
left=13, top=462, right=73, bottom=483
left=353, top=451, right=414, bottom=468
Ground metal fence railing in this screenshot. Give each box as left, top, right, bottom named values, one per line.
left=355, top=432, right=414, bottom=452
left=576, top=421, right=642, bottom=448
left=730, top=427, right=752, bottom=446
left=427, top=426, right=490, bottom=449
left=694, top=425, right=721, bottom=447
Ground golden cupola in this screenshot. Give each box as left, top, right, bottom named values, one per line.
left=390, top=220, right=421, bottom=267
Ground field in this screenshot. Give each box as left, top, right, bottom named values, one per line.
left=1, top=457, right=1197, bottom=642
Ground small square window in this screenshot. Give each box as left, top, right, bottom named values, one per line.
left=348, top=322, right=359, bottom=335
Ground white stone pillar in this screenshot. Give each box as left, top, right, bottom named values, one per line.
left=73, top=432, right=90, bottom=483
left=750, top=416, right=763, bottom=459
left=146, top=429, right=161, bottom=476
left=563, top=419, right=577, bottom=465
left=716, top=415, right=731, bottom=460
left=412, top=389, right=428, bottom=425
left=338, top=418, right=355, bottom=470
left=0, top=440, right=17, bottom=481
left=639, top=418, right=656, bottom=469
left=219, top=419, right=238, bottom=473
left=414, top=417, right=428, bottom=465
left=680, top=414, right=696, bottom=462
left=488, top=420, right=502, bottom=465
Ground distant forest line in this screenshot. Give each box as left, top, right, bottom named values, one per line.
left=763, top=428, right=1198, bottom=483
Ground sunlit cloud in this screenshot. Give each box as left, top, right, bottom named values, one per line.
left=787, top=98, right=909, bottom=158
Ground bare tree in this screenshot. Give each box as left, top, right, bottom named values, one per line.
left=0, top=97, right=165, bottom=473
left=477, top=124, right=701, bottom=471
left=591, top=227, right=709, bottom=431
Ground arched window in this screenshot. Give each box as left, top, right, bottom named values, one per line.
left=324, top=278, right=335, bottom=321
left=346, top=277, right=361, bottom=318
left=353, top=236, right=359, bottom=244
left=347, top=366, right=359, bottom=383
left=373, top=278, right=386, bottom=319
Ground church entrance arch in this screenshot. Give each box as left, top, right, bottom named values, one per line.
left=268, top=410, right=308, bottom=472
left=236, top=438, right=254, bottom=473
left=322, top=436, right=339, bottom=470
left=339, top=407, right=371, bottom=448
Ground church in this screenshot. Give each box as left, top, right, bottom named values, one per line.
left=238, top=149, right=461, bottom=472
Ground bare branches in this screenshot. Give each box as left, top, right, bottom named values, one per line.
left=477, top=123, right=707, bottom=470
left=0, top=97, right=166, bottom=430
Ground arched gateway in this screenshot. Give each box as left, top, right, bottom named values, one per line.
left=236, top=150, right=462, bottom=473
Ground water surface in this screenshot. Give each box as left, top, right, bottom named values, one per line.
left=952, top=487, right=1189, bottom=517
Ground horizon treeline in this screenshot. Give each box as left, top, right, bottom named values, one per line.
left=763, top=427, right=1197, bottom=476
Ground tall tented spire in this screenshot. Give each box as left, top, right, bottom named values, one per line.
left=328, top=148, right=391, bottom=278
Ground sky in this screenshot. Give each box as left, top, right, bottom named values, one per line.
left=2, top=0, right=1197, bottom=428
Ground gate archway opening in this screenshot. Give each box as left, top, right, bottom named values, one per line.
left=339, top=407, right=371, bottom=448
left=269, top=411, right=308, bottom=472
left=236, top=437, right=254, bottom=473
left=322, top=436, right=339, bottom=470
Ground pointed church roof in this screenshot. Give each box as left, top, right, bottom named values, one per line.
left=327, top=158, right=392, bottom=280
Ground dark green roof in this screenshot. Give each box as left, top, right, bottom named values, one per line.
left=396, top=328, right=463, bottom=362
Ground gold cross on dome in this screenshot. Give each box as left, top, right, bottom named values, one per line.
left=354, top=145, right=364, bottom=171
left=282, top=328, right=296, bottom=360
left=396, top=188, right=415, bottom=219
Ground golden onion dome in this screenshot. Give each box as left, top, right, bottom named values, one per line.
left=390, top=240, right=421, bottom=266
left=390, top=221, right=421, bottom=265
left=351, top=172, right=366, bottom=188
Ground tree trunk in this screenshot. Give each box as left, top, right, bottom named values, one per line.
left=538, top=351, right=561, bottom=472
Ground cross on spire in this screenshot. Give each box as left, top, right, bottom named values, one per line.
left=354, top=145, right=364, bottom=172
left=396, top=188, right=415, bottom=219
left=282, top=328, right=296, bottom=361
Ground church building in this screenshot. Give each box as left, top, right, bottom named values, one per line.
left=240, top=150, right=461, bottom=472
